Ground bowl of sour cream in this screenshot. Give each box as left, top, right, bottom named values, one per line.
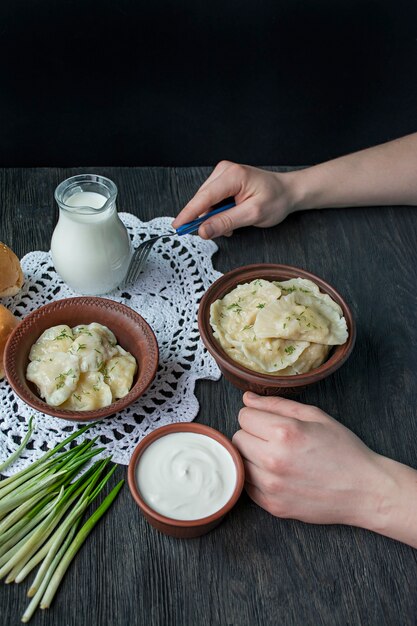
left=127, top=423, right=245, bottom=538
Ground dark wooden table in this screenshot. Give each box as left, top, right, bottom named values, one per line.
left=1, top=167, right=417, bottom=626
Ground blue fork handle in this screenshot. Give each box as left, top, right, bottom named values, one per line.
left=176, top=202, right=236, bottom=236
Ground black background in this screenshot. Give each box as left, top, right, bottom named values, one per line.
left=1, top=0, right=417, bottom=166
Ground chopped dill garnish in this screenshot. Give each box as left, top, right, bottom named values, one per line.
left=278, top=284, right=296, bottom=293
left=77, top=344, right=86, bottom=351
left=73, top=394, right=82, bottom=402
left=226, top=302, right=242, bottom=313
left=242, top=324, right=253, bottom=331
left=76, top=326, right=93, bottom=336
left=284, top=345, right=296, bottom=355
left=54, top=330, right=71, bottom=341
left=54, top=368, right=73, bottom=389
left=256, top=303, right=266, bottom=309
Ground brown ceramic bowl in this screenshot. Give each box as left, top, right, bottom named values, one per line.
left=198, top=264, right=356, bottom=396
left=128, top=423, right=245, bottom=538
left=4, top=297, right=159, bottom=421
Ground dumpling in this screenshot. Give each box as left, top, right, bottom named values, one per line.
left=29, top=325, right=74, bottom=361
left=279, top=343, right=331, bottom=375
left=274, top=278, right=343, bottom=316
left=254, top=292, right=348, bottom=345
left=241, top=338, right=310, bottom=374
left=105, top=347, right=137, bottom=399
left=274, top=278, right=321, bottom=295
left=73, top=323, right=117, bottom=345
left=61, top=371, right=112, bottom=410
left=210, top=279, right=282, bottom=342
left=26, top=352, right=80, bottom=406
left=69, top=327, right=118, bottom=372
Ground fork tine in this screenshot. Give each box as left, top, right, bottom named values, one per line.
left=130, top=242, right=154, bottom=283
left=125, top=246, right=149, bottom=284
left=124, top=244, right=147, bottom=285
left=125, top=240, right=155, bottom=285
left=124, top=232, right=173, bottom=286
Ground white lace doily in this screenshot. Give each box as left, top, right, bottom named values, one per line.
left=0, top=213, right=222, bottom=474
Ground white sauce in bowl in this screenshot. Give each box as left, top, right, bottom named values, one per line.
left=135, top=432, right=237, bottom=520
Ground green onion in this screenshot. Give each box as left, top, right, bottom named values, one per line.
left=0, top=421, right=123, bottom=622
left=40, top=480, right=124, bottom=610
left=0, top=417, right=35, bottom=473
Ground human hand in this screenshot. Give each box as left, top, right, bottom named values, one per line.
left=232, top=392, right=393, bottom=529
left=172, top=161, right=298, bottom=239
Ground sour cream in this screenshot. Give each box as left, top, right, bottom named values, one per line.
left=136, top=432, right=237, bottom=520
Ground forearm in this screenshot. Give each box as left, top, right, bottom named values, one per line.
left=360, top=454, right=417, bottom=549
left=289, top=133, right=417, bottom=210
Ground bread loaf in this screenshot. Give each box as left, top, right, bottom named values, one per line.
left=0, top=243, right=24, bottom=297
left=0, top=304, right=19, bottom=378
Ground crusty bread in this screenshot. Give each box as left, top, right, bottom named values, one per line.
left=0, top=304, right=19, bottom=378
left=0, top=242, right=24, bottom=297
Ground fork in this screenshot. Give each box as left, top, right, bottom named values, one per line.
left=124, top=202, right=236, bottom=286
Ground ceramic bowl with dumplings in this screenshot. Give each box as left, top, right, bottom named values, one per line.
left=4, top=297, right=159, bottom=421
left=198, top=264, right=356, bottom=396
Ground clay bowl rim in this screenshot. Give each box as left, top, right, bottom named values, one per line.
left=127, top=422, right=245, bottom=529
left=198, top=263, right=356, bottom=388
left=4, top=297, right=159, bottom=422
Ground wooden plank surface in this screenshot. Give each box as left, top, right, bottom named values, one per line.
left=1, top=166, right=417, bottom=626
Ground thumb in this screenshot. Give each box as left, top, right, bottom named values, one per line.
left=199, top=200, right=258, bottom=239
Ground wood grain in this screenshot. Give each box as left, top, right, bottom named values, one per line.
left=1, top=167, right=416, bottom=626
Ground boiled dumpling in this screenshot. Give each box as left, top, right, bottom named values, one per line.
left=274, top=278, right=320, bottom=295
left=69, top=327, right=118, bottom=372
left=26, top=352, right=80, bottom=406
left=274, top=278, right=343, bottom=316
left=254, top=292, right=348, bottom=345
left=61, top=371, right=113, bottom=410
left=241, top=338, right=310, bottom=374
left=73, top=322, right=117, bottom=345
left=210, top=279, right=282, bottom=342
left=29, top=325, right=74, bottom=361
left=279, top=343, right=331, bottom=375
left=105, top=347, right=137, bottom=399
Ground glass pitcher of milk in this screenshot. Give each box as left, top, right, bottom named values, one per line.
left=52, top=174, right=132, bottom=295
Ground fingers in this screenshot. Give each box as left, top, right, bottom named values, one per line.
left=198, top=160, right=234, bottom=192
left=245, top=483, right=275, bottom=515
left=232, top=428, right=268, bottom=469
left=243, top=391, right=329, bottom=423
left=172, top=161, right=244, bottom=230
left=243, top=459, right=279, bottom=493
left=237, top=406, right=295, bottom=440
left=197, top=199, right=258, bottom=239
